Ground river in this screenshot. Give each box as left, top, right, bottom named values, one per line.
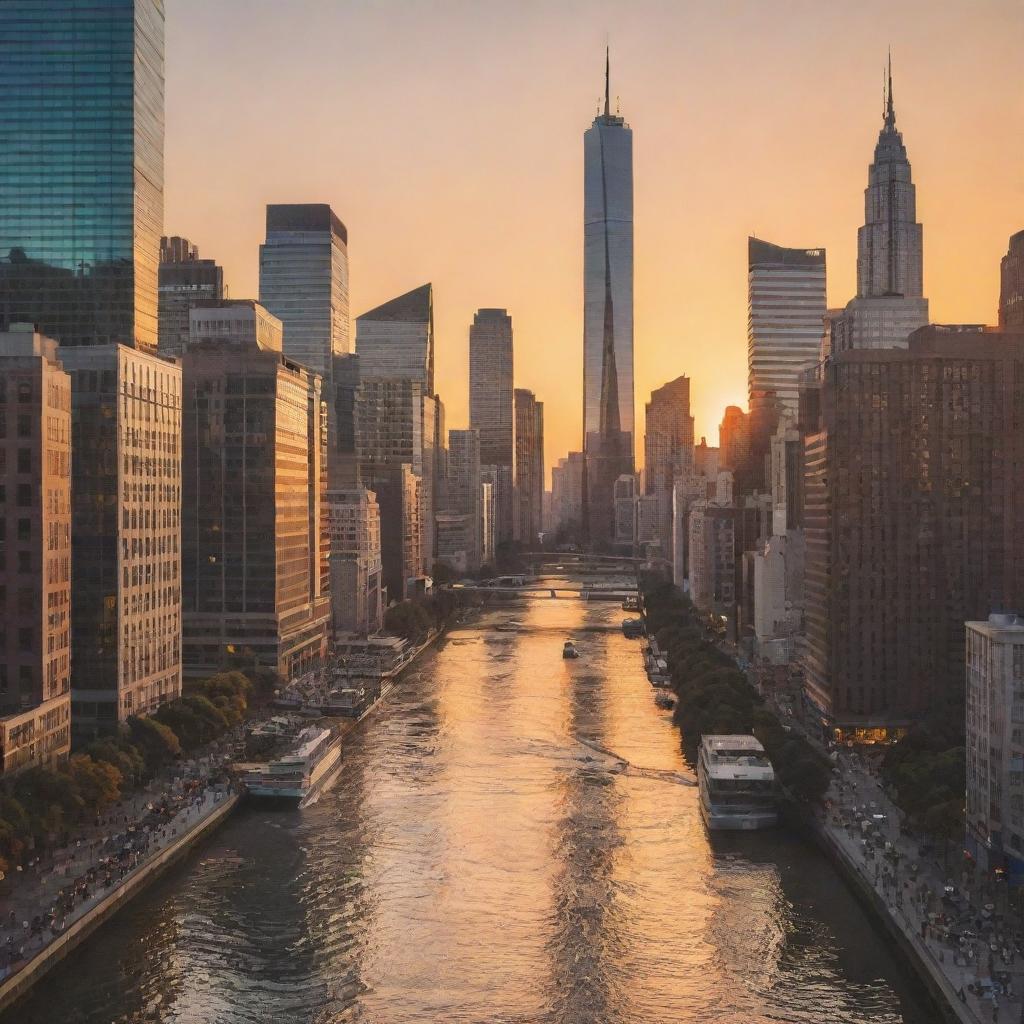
left=5, top=594, right=933, bottom=1023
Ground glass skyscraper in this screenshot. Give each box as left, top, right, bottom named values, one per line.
left=0, top=0, right=165, bottom=351
left=583, top=52, right=634, bottom=547
left=259, top=203, right=350, bottom=383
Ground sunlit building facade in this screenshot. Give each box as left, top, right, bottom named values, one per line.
left=328, top=489, right=384, bottom=636
left=583, top=54, right=634, bottom=547
left=182, top=301, right=330, bottom=681
left=259, top=204, right=350, bottom=383
left=355, top=284, right=434, bottom=392
left=446, top=429, right=482, bottom=571
left=514, top=389, right=543, bottom=547
left=0, top=0, right=164, bottom=352
left=158, top=236, right=223, bottom=359
left=0, top=326, right=72, bottom=775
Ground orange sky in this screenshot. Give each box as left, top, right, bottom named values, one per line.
left=165, top=0, right=1024, bottom=484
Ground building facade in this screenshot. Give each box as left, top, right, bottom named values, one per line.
left=0, top=326, right=72, bottom=774
left=800, top=326, right=1024, bottom=737
left=644, top=376, right=694, bottom=562
left=583, top=53, right=635, bottom=548
left=747, top=238, right=826, bottom=417
left=62, top=343, right=182, bottom=735
left=446, top=428, right=482, bottom=571
left=514, top=389, right=543, bottom=547
left=551, top=451, right=585, bottom=538
left=688, top=502, right=736, bottom=620
left=0, top=0, right=165, bottom=352
left=328, top=489, right=384, bottom=636
left=469, top=308, right=515, bottom=545
left=999, top=230, right=1024, bottom=330
left=258, top=204, right=350, bottom=384
left=355, top=284, right=433, bottom=392
left=182, top=301, right=330, bottom=681
left=158, top=236, right=224, bottom=359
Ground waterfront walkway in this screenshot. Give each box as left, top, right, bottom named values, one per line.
left=0, top=745, right=236, bottom=983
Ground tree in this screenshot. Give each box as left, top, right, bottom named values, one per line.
left=66, top=755, right=122, bottom=814
left=128, top=715, right=182, bottom=773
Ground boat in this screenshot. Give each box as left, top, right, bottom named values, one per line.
left=655, top=691, right=675, bottom=710
left=697, top=734, right=777, bottom=831
left=562, top=640, right=580, bottom=659
left=622, top=618, right=644, bottom=638
left=243, top=726, right=343, bottom=808
left=621, top=595, right=640, bottom=612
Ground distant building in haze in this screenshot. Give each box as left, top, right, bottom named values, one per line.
left=747, top=238, right=826, bottom=417
left=469, top=308, right=515, bottom=546
left=514, top=389, right=543, bottom=546
left=0, top=0, right=165, bottom=351
left=259, top=204, right=350, bottom=384
left=182, top=300, right=330, bottom=681
left=644, top=376, right=694, bottom=562
left=583, top=51, right=634, bottom=547
left=158, top=236, right=224, bottom=359
left=551, top=451, right=585, bottom=537
left=0, top=326, right=72, bottom=775
left=831, top=61, right=928, bottom=353
left=446, top=429, right=483, bottom=571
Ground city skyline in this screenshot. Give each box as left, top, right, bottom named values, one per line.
left=160, top=1, right=1024, bottom=473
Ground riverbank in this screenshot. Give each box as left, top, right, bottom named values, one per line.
left=0, top=784, right=239, bottom=1016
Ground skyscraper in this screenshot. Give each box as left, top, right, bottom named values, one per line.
left=583, top=50, right=634, bottom=548
left=469, top=309, right=515, bottom=545
left=0, top=326, right=72, bottom=775
left=182, top=300, right=330, bottom=680
left=0, top=0, right=165, bottom=350
left=259, top=204, right=350, bottom=382
left=158, top=236, right=224, bottom=359
left=999, top=230, right=1024, bottom=329
left=514, top=389, right=544, bottom=546
left=747, top=238, right=826, bottom=416
left=446, top=428, right=483, bottom=571
left=355, top=284, right=434, bottom=392
left=799, top=325, right=1024, bottom=736
left=832, top=60, right=928, bottom=353
left=328, top=489, right=384, bottom=636
left=644, top=376, right=694, bottom=560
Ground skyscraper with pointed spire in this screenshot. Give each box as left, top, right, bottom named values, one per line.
left=833, top=56, right=928, bottom=352
left=583, top=48, right=635, bottom=548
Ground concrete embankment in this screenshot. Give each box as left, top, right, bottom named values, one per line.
left=0, top=790, right=240, bottom=1016
left=787, top=807, right=972, bottom=1024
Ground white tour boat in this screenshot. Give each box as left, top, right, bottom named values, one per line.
left=243, top=726, right=343, bottom=808
left=697, top=734, right=777, bottom=831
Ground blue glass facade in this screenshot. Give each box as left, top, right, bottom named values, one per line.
left=0, top=0, right=164, bottom=351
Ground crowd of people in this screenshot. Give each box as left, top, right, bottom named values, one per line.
left=0, top=748, right=237, bottom=982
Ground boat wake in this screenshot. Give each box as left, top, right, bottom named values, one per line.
left=524, top=736, right=696, bottom=787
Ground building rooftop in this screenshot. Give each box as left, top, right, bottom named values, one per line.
left=357, top=283, right=432, bottom=324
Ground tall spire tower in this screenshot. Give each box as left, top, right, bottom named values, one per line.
left=582, top=48, right=634, bottom=549
left=833, top=56, right=928, bottom=352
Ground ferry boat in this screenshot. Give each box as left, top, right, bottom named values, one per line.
left=563, top=640, right=580, bottom=659
left=622, top=618, right=644, bottom=638
left=243, top=726, right=343, bottom=808
left=621, top=594, right=640, bottom=612
left=697, top=734, right=777, bottom=831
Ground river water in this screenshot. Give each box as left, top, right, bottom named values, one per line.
left=6, top=596, right=933, bottom=1024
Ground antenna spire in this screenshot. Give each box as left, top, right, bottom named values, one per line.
left=604, top=45, right=610, bottom=118
left=885, top=48, right=896, bottom=129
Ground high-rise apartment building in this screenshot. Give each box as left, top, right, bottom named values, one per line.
left=446, top=429, right=483, bottom=571
left=832, top=63, right=928, bottom=353
left=62, top=343, right=182, bottom=735
left=364, top=464, right=422, bottom=601
left=258, top=204, right=350, bottom=385
left=688, top=502, right=736, bottom=618
left=644, top=376, right=695, bottom=561
left=583, top=52, right=635, bottom=547
left=480, top=476, right=496, bottom=567
left=355, top=284, right=433, bottom=392
left=966, top=614, right=1024, bottom=880
left=800, top=326, right=1024, bottom=737
left=613, top=474, right=638, bottom=550
left=551, top=451, right=586, bottom=537
left=0, top=326, right=72, bottom=775
left=469, top=309, right=515, bottom=545
left=514, top=389, right=544, bottom=546
left=158, top=236, right=224, bottom=359
left=0, top=0, right=165, bottom=351
left=999, top=230, right=1024, bottom=330
left=328, top=489, right=384, bottom=636
left=719, top=407, right=750, bottom=478
left=182, top=301, right=330, bottom=681
left=747, top=238, right=826, bottom=416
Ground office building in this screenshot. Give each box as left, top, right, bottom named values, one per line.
left=355, top=283, right=433, bottom=392
left=364, top=464, right=423, bottom=601
left=0, top=0, right=164, bottom=351
left=688, top=502, right=736, bottom=620
left=480, top=477, right=496, bottom=567
left=259, top=204, right=350, bottom=383
left=644, top=376, right=695, bottom=561
left=999, top=230, right=1024, bottom=330
left=583, top=51, right=635, bottom=546
left=966, top=614, right=1024, bottom=881
left=800, top=325, right=1024, bottom=737
left=747, top=238, right=826, bottom=417
left=328, top=489, right=384, bottom=636
left=832, top=62, right=928, bottom=353
left=158, top=236, right=224, bottom=359
left=182, top=301, right=330, bottom=681
left=551, top=451, right=585, bottom=537
left=514, top=389, right=544, bottom=546
left=672, top=473, right=708, bottom=589
left=62, top=343, right=182, bottom=735
left=613, top=474, right=638, bottom=550
left=0, top=326, right=71, bottom=774
left=446, top=429, right=482, bottom=571
left=469, top=308, right=515, bottom=545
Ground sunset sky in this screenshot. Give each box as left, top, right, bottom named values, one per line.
left=165, top=0, right=1024, bottom=481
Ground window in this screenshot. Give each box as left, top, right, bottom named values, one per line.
left=16, top=415, right=30, bottom=439
left=16, top=486, right=31, bottom=509
left=17, top=627, right=32, bottom=652
left=16, top=449, right=30, bottom=474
